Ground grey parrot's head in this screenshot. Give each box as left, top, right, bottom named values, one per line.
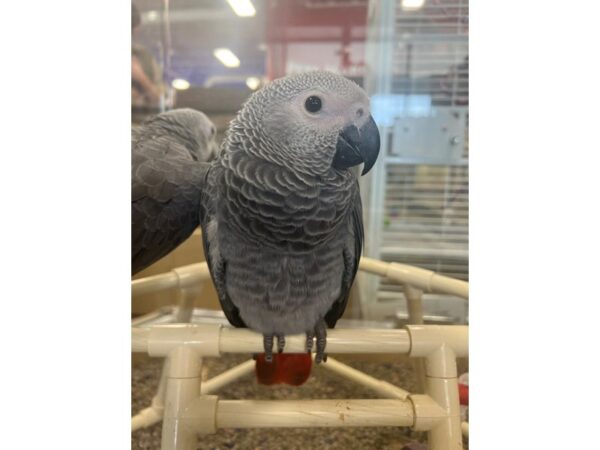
left=150, top=108, right=219, bottom=161
left=229, top=71, right=380, bottom=176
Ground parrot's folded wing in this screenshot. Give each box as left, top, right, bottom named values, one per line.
left=199, top=202, right=247, bottom=328
left=131, top=148, right=210, bottom=275
left=324, top=186, right=364, bottom=328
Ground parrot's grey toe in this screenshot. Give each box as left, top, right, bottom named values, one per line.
left=305, top=331, right=315, bottom=354
left=314, top=320, right=328, bottom=364
left=276, top=334, right=286, bottom=353
left=263, top=334, right=274, bottom=363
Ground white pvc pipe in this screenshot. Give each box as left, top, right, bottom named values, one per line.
left=404, top=284, right=425, bottom=325
left=404, top=285, right=427, bottom=392
left=133, top=324, right=469, bottom=360
left=413, top=341, right=463, bottom=449
left=219, top=327, right=411, bottom=354
left=174, top=287, right=200, bottom=323
left=131, top=309, right=166, bottom=327
left=132, top=328, right=150, bottom=353
left=132, top=357, right=169, bottom=431
left=215, top=399, right=414, bottom=428
left=132, top=262, right=210, bottom=297
left=462, top=421, right=469, bottom=437
left=131, top=271, right=180, bottom=296
left=409, top=394, right=448, bottom=432
left=426, top=376, right=463, bottom=450
left=161, top=347, right=202, bottom=450
left=132, top=324, right=412, bottom=356
left=131, top=403, right=163, bottom=431
left=131, top=359, right=255, bottom=432
left=200, top=359, right=254, bottom=394
left=359, top=257, right=469, bottom=299
left=322, top=357, right=411, bottom=400
left=406, top=325, right=469, bottom=360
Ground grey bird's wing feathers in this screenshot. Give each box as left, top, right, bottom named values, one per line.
left=132, top=143, right=210, bottom=275
left=199, top=185, right=247, bottom=328
left=132, top=108, right=218, bottom=275
left=324, top=186, right=364, bottom=328
left=200, top=233, right=247, bottom=328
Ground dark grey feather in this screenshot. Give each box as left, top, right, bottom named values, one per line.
left=131, top=109, right=216, bottom=275
left=325, top=188, right=364, bottom=327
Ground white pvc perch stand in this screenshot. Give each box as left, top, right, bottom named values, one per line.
left=132, top=258, right=469, bottom=450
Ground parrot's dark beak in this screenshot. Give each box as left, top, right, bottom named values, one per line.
left=332, top=115, right=381, bottom=175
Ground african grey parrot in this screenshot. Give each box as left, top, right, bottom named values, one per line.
left=132, top=72, right=380, bottom=384
left=132, top=108, right=218, bottom=274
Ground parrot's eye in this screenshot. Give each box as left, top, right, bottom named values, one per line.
left=210, top=126, right=216, bottom=137
left=304, top=96, right=322, bottom=113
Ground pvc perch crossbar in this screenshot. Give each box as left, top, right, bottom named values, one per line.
left=133, top=325, right=456, bottom=356
left=208, top=399, right=416, bottom=428
left=132, top=356, right=409, bottom=431
left=132, top=257, right=468, bottom=300
left=132, top=323, right=467, bottom=358
left=131, top=262, right=211, bottom=296
left=359, top=258, right=468, bottom=299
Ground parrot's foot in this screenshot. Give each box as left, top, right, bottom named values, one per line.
left=263, top=333, right=286, bottom=362
left=306, top=319, right=328, bottom=364
left=276, top=334, right=285, bottom=353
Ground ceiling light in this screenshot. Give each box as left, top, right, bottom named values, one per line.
left=172, top=79, right=190, bottom=90
left=401, top=0, right=425, bottom=11
left=145, top=10, right=159, bottom=22
left=246, top=77, right=260, bottom=90
left=226, top=0, right=256, bottom=17
left=213, top=48, right=240, bottom=68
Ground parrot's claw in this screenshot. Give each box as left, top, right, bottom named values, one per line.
left=306, top=320, right=328, bottom=364
left=276, top=334, right=286, bottom=353
left=305, top=331, right=315, bottom=354
left=315, top=320, right=328, bottom=364
left=263, top=334, right=274, bottom=363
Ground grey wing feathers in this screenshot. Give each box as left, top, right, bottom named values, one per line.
left=201, top=233, right=247, bottom=328
left=198, top=196, right=246, bottom=328
left=324, top=187, right=364, bottom=328
left=132, top=147, right=209, bottom=275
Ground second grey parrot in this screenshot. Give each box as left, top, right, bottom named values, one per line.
left=202, top=71, right=380, bottom=382
left=132, top=108, right=218, bottom=274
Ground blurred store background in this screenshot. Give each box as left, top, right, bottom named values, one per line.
left=132, top=0, right=468, bottom=326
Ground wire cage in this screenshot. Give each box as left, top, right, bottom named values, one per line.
left=360, top=0, right=469, bottom=324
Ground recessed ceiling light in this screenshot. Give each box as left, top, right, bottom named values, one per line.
left=172, top=79, right=190, bottom=90
left=246, top=77, right=260, bottom=90
left=226, top=0, right=256, bottom=17
left=145, top=10, right=159, bottom=22
left=214, top=48, right=241, bottom=68
left=401, top=0, right=425, bottom=11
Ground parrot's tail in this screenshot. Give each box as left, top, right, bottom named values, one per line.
left=255, top=353, right=313, bottom=386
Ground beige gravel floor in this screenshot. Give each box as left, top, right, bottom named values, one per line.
left=132, top=353, right=468, bottom=450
